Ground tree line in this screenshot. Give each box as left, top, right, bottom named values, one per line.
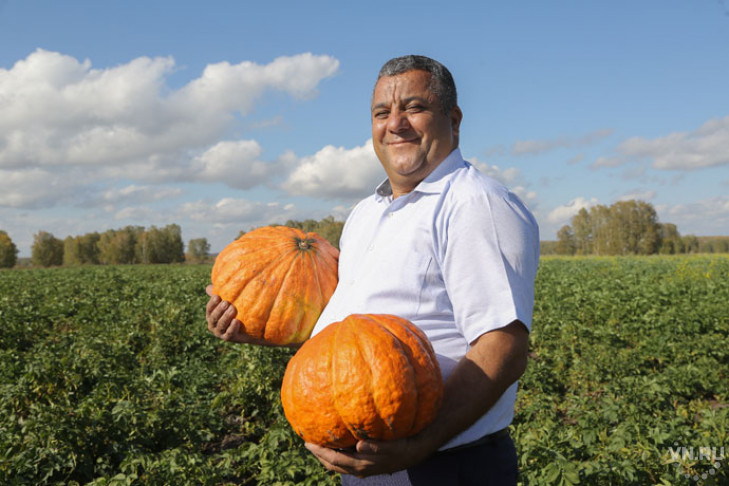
left=0, top=217, right=345, bottom=269
left=542, top=199, right=729, bottom=256
left=2, top=208, right=727, bottom=268
left=0, top=225, right=211, bottom=268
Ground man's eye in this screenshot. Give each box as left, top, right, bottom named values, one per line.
left=407, top=105, right=424, bottom=112
left=374, top=111, right=389, bottom=118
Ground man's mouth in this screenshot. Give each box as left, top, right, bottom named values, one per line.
left=387, top=138, right=418, bottom=145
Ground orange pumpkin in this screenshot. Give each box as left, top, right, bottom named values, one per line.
left=211, top=226, right=339, bottom=345
left=281, top=314, right=443, bottom=448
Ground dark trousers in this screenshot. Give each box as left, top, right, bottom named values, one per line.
left=341, top=431, right=518, bottom=486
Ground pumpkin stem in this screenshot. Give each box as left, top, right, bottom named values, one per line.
left=297, top=238, right=313, bottom=250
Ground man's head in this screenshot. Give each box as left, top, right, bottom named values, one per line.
left=376, top=55, right=458, bottom=115
left=371, top=55, right=462, bottom=198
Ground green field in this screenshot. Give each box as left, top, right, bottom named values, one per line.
left=1, top=256, right=727, bottom=485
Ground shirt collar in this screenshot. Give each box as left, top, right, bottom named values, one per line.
left=374, top=148, right=465, bottom=202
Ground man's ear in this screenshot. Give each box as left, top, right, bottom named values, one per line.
left=450, top=106, right=463, bottom=138
left=448, top=106, right=463, bottom=140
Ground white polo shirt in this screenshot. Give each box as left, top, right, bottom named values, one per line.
left=311, top=148, right=540, bottom=450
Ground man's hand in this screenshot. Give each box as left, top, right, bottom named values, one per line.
left=305, top=435, right=433, bottom=477
left=205, top=284, right=284, bottom=346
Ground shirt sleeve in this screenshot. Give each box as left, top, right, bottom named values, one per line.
left=439, top=188, right=540, bottom=344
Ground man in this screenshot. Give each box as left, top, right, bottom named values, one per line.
left=206, top=55, right=540, bottom=485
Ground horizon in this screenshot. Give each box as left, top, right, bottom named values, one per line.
left=1, top=1, right=729, bottom=258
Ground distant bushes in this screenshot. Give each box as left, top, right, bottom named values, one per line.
left=2, top=216, right=344, bottom=269
left=0, top=230, right=19, bottom=268
left=544, top=199, right=728, bottom=256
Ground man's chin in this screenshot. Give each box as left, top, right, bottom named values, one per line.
left=391, top=165, right=424, bottom=178
left=385, top=155, right=426, bottom=175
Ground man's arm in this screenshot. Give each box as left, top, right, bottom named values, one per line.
left=305, top=319, right=529, bottom=477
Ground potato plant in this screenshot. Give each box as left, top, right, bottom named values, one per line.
left=515, top=256, right=729, bottom=485
left=0, top=265, right=336, bottom=485
left=0, top=256, right=727, bottom=485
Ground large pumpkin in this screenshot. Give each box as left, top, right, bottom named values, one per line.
left=281, top=314, right=443, bottom=448
left=211, top=226, right=339, bottom=345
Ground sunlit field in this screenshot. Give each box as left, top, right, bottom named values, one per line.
left=1, top=256, right=727, bottom=485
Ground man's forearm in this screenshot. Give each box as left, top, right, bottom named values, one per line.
left=416, top=319, right=530, bottom=453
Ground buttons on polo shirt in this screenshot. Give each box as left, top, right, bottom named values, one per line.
left=367, top=244, right=374, bottom=251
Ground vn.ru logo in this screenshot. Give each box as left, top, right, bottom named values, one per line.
left=667, top=443, right=725, bottom=483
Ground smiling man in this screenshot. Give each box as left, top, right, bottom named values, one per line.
left=302, top=55, right=540, bottom=485
left=206, top=55, right=540, bottom=486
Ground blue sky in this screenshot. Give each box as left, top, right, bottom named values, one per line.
left=1, top=0, right=728, bottom=256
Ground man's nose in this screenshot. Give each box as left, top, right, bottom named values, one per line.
left=387, top=110, right=410, bottom=132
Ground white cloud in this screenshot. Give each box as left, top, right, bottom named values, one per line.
left=328, top=204, right=355, bottom=221
left=617, top=189, right=656, bottom=202
left=467, top=157, right=537, bottom=207
left=114, top=206, right=158, bottom=221
left=567, top=153, right=585, bottom=165
left=176, top=53, right=339, bottom=115
left=468, top=158, right=522, bottom=186
left=0, top=51, right=338, bottom=170
left=101, top=184, right=183, bottom=206
left=0, top=168, right=83, bottom=208
left=592, top=156, right=626, bottom=168
left=103, top=184, right=181, bottom=201
left=191, top=140, right=271, bottom=189
left=594, top=116, right=729, bottom=170
left=179, top=198, right=297, bottom=225
left=547, top=196, right=598, bottom=224
left=659, top=196, right=729, bottom=235
left=281, top=139, right=382, bottom=199
left=511, top=129, right=613, bottom=156
left=0, top=49, right=339, bottom=208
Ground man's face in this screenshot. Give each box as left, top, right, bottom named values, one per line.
left=371, top=69, right=462, bottom=196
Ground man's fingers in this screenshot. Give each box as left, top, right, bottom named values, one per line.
left=207, top=298, right=226, bottom=325
left=305, top=443, right=378, bottom=476
left=356, top=440, right=382, bottom=454
left=221, top=317, right=242, bottom=341
left=304, top=444, right=352, bottom=474
left=205, top=294, right=221, bottom=320
left=205, top=284, right=214, bottom=297
left=207, top=299, right=236, bottom=335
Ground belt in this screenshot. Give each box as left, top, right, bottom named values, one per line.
left=439, top=428, right=510, bottom=454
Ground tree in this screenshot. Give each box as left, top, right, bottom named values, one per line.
left=634, top=201, right=660, bottom=255
left=562, top=200, right=681, bottom=256
left=186, top=238, right=211, bottom=263
left=162, top=224, right=185, bottom=263
left=63, top=236, right=83, bottom=265
left=79, top=232, right=101, bottom=264
left=590, top=204, right=611, bottom=256
left=681, top=235, right=699, bottom=254
left=63, top=233, right=101, bottom=265
left=658, top=223, right=683, bottom=254
left=0, top=230, right=19, bottom=268
left=571, top=208, right=592, bottom=255
left=556, top=225, right=576, bottom=255
left=136, top=224, right=184, bottom=263
left=313, top=216, right=345, bottom=249
left=31, top=231, right=63, bottom=267
left=283, top=216, right=344, bottom=249
left=604, top=200, right=660, bottom=255
left=98, top=227, right=141, bottom=264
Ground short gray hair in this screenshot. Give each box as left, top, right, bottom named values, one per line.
left=376, top=55, right=458, bottom=114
